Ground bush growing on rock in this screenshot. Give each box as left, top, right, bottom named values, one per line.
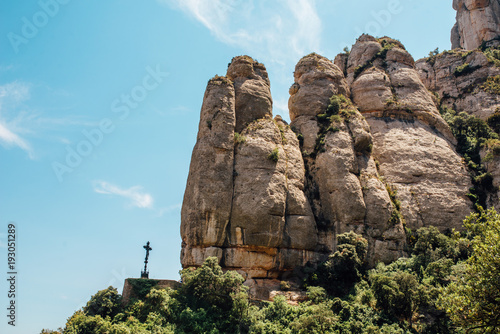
left=268, top=147, right=280, bottom=162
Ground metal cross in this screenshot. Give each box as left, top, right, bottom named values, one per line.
left=141, top=241, right=152, bottom=278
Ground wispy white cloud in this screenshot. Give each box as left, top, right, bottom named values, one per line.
left=92, top=180, right=154, bottom=209
left=273, top=98, right=290, bottom=117
left=161, top=0, right=322, bottom=64
left=10, top=110, right=99, bottom=134
left=0, top=121, right=33, bottom=157
left=0, top=82, right=34, bottom=157
left=0, top=81, right=99, bottom=158
left=0, top=81, right=30, bottom=105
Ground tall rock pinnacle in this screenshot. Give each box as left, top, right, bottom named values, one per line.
left=344, top=35, right=473, bottom=233
left=181, top=56, right=319, bottom=298
left=451, top=0, right=500, bottom=50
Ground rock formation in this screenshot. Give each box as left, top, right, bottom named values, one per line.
left=416, top=49, right=500, bottom=120
left=340, top=35, right=473, bottom=235
left=289, top=52, right=407, bottom=266
left=180, top=1, right=500, bottom=299
left=181, top=39, right=480, bottom=298
left=181, top=56, right=321, bottom=298
left=451, top=0, right=500, bottom=50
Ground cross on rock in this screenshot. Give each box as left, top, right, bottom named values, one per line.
left=141, top=241, right=152, bottom=278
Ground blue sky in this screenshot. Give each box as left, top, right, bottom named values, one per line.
left=0, top=0, right=455, bottom=332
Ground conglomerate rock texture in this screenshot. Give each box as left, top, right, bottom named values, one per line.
left=181, top=56, right=321, bottom=297
left=290, top=52, right=407, bottom=267
left=181, top=16, right=500, bottom=296
left=451, top=0, right=500, bottom=50
left=341, top=35, right=473, bottom=235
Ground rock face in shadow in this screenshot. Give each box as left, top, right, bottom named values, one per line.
left=481, top=144, right=500, bottom=209
left=451, top=0, right=500, bottom=50
left=181, top=76, right=235, bottom=253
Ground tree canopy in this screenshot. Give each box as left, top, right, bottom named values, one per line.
left=47, top=211, right=500, bottom=333
left=440, top=208, right=500, bottom=333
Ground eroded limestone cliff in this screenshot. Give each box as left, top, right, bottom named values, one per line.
left=341, top=35, right=473, bottom=234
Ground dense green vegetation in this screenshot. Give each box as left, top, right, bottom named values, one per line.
left=439, top=106, right=498, bottom=209
left=49, top=208, right=500, bottom=334
left=480, top=40, right=500, bottom=68
left=441, top=208, right=500, bottom=333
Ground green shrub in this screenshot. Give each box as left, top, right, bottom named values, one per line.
left=305, top=232, right=368, bottom=297
left=483, top=138, right=500, bottom=162
left=306, top=286, right=327, bottom=304
left=280, top=281, right=291, bottom=291
left=483, top=46, right=500, bottom=67
left=83, top=286, right=122, bottom=318
left=234, top=132, right=246, bottom=144
left=428, top=47, right=439, bottom=57
left=370, top=269, right=426, bottom=325
left=388, top=209, right=402, bottom=226
left=426, top=49, right=439, bottom=66
left=453, top=63, right=474, bottom=76
left=481, top=75, right=500, bottom=95
left=268, top=147, right=279, bottom=162
left=179, top=257, right=246, bottom=311
left=487, top=109, right=500, bottom=134
left=127, top=279, right=159, bottom=300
